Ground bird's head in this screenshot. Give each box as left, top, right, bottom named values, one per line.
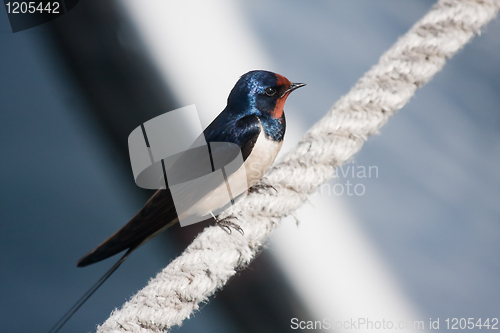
left=227, top=70, right=305, bottom=119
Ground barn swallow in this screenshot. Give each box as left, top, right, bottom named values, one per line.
left=49, top=70, right=304, bottom=332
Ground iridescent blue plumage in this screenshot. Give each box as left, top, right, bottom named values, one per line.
left=205, top=70, right=291, bottom=148
left=77, top=70, right=304, bottom=267
left=54, top=70, right=304, bottom=333
left=77, top=69, right=304, bottom=267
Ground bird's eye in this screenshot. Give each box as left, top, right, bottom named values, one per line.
left=265, top=87, right=277, bottom=96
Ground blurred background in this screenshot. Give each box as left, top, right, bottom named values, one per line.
left=1, top=0, right=500, bottom=332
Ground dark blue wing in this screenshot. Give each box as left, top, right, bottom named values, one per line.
left=204, top=113, right=261, bottom=161
left=77, top=114, right=261, bottom=266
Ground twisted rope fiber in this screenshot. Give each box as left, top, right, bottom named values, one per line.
left=97, top=1, right=500, bottom=332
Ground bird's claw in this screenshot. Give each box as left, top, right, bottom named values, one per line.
left=248, top=184, right=277, bottom=194
left=215, top=216, right=244, bottom=235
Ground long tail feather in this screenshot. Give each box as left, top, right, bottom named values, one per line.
left=48, top=248, right=133, bottom=333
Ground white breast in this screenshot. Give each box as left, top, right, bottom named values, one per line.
left=180, top=128, right=282, bottom=219
left=241, top=130, right=283, bottom=187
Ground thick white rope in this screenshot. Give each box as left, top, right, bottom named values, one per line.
left=97, top=1, right=500, bottom=332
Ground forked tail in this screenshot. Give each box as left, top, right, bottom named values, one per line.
left=48, top=248, right=134, bottom=333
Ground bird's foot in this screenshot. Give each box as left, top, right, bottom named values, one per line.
left=211, top=212, right=244, bottom=235
left=248, top=183, right=277, bottom=194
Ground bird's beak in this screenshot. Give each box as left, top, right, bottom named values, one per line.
left=282, top=82, right=306, bottom=97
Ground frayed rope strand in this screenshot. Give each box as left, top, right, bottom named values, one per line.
left=97, top=1, right=500, bottom=332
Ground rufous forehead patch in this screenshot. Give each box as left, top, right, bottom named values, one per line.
left=275, top=73, right=291, bottom=87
